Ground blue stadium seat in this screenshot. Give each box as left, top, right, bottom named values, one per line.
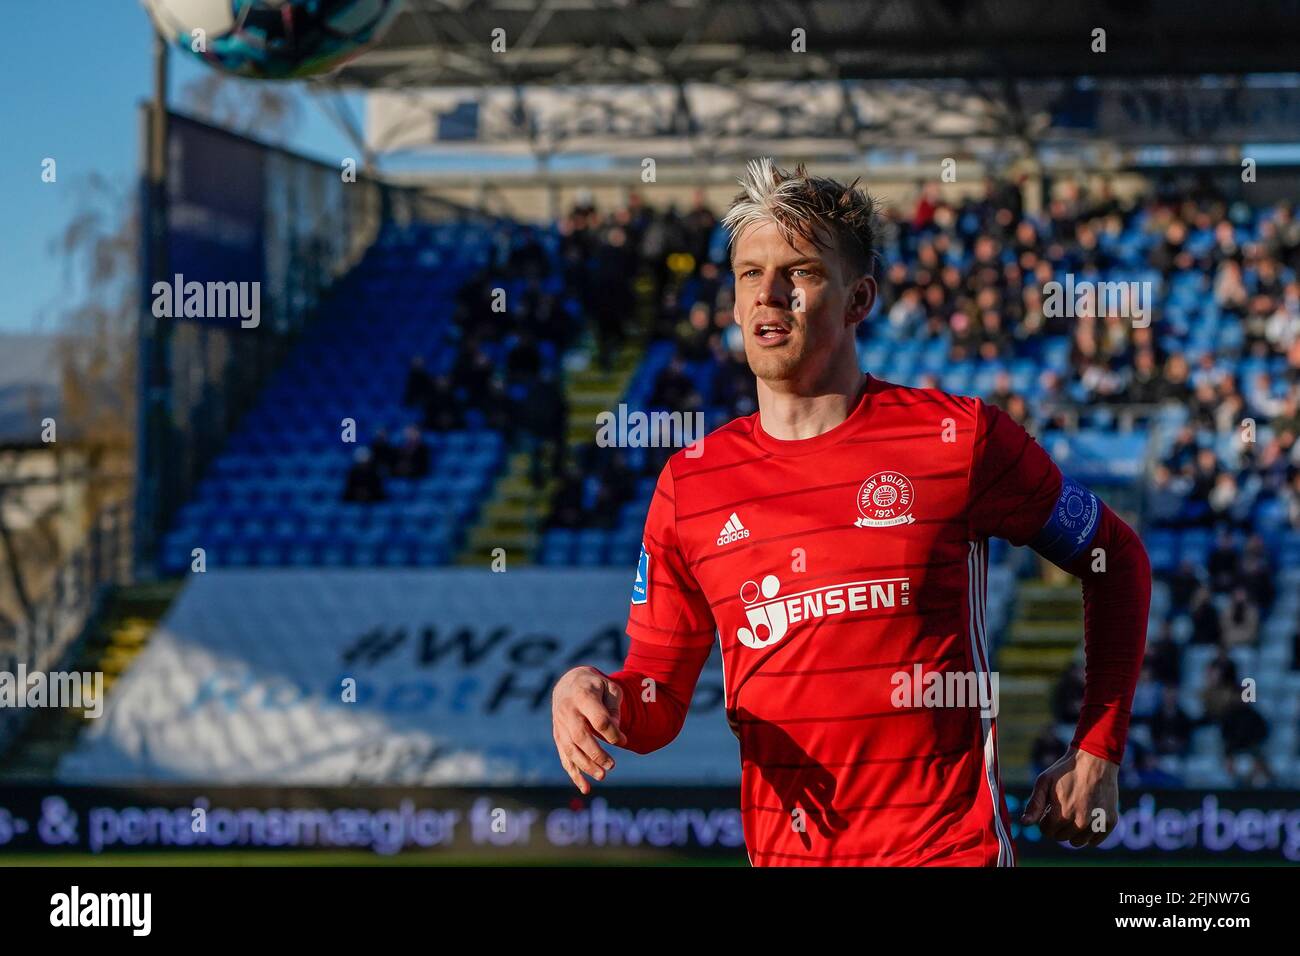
left=1145, top=531, right=1177, bottom=574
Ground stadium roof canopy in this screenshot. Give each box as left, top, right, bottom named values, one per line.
left=334, top=0, right=1300, bottom=88
left=326, top=0, right=1300, bottom=168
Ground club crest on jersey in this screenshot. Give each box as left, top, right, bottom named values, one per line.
left=854, top=471, right=916, bottom=528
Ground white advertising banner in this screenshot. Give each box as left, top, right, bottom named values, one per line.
left=59, top=569, right=737, bottom=786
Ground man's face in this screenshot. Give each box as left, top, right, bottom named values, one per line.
left=731, top=220, right=874, bottom=387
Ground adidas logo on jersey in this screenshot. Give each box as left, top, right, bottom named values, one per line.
left=717, top=512, right=750, bottom=546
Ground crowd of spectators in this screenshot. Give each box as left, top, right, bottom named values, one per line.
left=341, top=191, right=727, bottom=507
left=545, top=444, right=675, bottom=532
left=542, top=192, right=727, bottom=529
left=560, top=189, right=719, bottom=368
left=341, top=425, right=434, bottom=503
left=1044, top=629, right=1276, bottom=788
left=888, top=181, right=1299, bottom=421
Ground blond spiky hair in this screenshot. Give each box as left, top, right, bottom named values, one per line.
left=722, top=157, right=881, bottom=279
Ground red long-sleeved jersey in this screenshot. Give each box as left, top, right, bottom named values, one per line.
left=607, top=375, right=1150, bottom=866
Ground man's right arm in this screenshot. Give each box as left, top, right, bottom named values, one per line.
left=605, top=638, right=713, bottom=754
left=552, top=459, right=717, bottom=790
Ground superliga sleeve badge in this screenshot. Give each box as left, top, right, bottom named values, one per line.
left=853, top=471, right=916, bottom=528
left=630, top=543, right=650, bottom=604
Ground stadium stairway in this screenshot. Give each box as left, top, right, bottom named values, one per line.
left=994, top=579, right=1083, bottom=784
left=0, top=582, right=181, bottom=780
left=458, top=277, right=653, bottom=566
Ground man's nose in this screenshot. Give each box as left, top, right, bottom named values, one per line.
left=757, top=281, right=790, bottom=309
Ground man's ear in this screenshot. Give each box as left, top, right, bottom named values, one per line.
left=847, top=276, right=877, bottom=327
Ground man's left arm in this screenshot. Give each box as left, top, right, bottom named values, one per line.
left=967, top=401, right=1151, bottom=847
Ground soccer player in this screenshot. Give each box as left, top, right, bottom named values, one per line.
left=550, top=159, right=1151, bottom=866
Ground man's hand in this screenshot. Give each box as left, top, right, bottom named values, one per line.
left=551, top=666, right=628, bottom=794
left=1021, top=746, right=1119, bottom=848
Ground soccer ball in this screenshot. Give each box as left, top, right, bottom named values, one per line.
left=143, top=0, right=404, bottom=80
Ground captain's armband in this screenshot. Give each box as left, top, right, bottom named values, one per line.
left=1029, top=474, right=1101, bottom=566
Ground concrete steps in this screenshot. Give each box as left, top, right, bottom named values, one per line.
left=564, top=350, right=642, bottom=446
left=457, top=276, right=654, bottom=567
left=459, top=453, right=550, bottom=565
left=994, top=581, right=1082, bottom=784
